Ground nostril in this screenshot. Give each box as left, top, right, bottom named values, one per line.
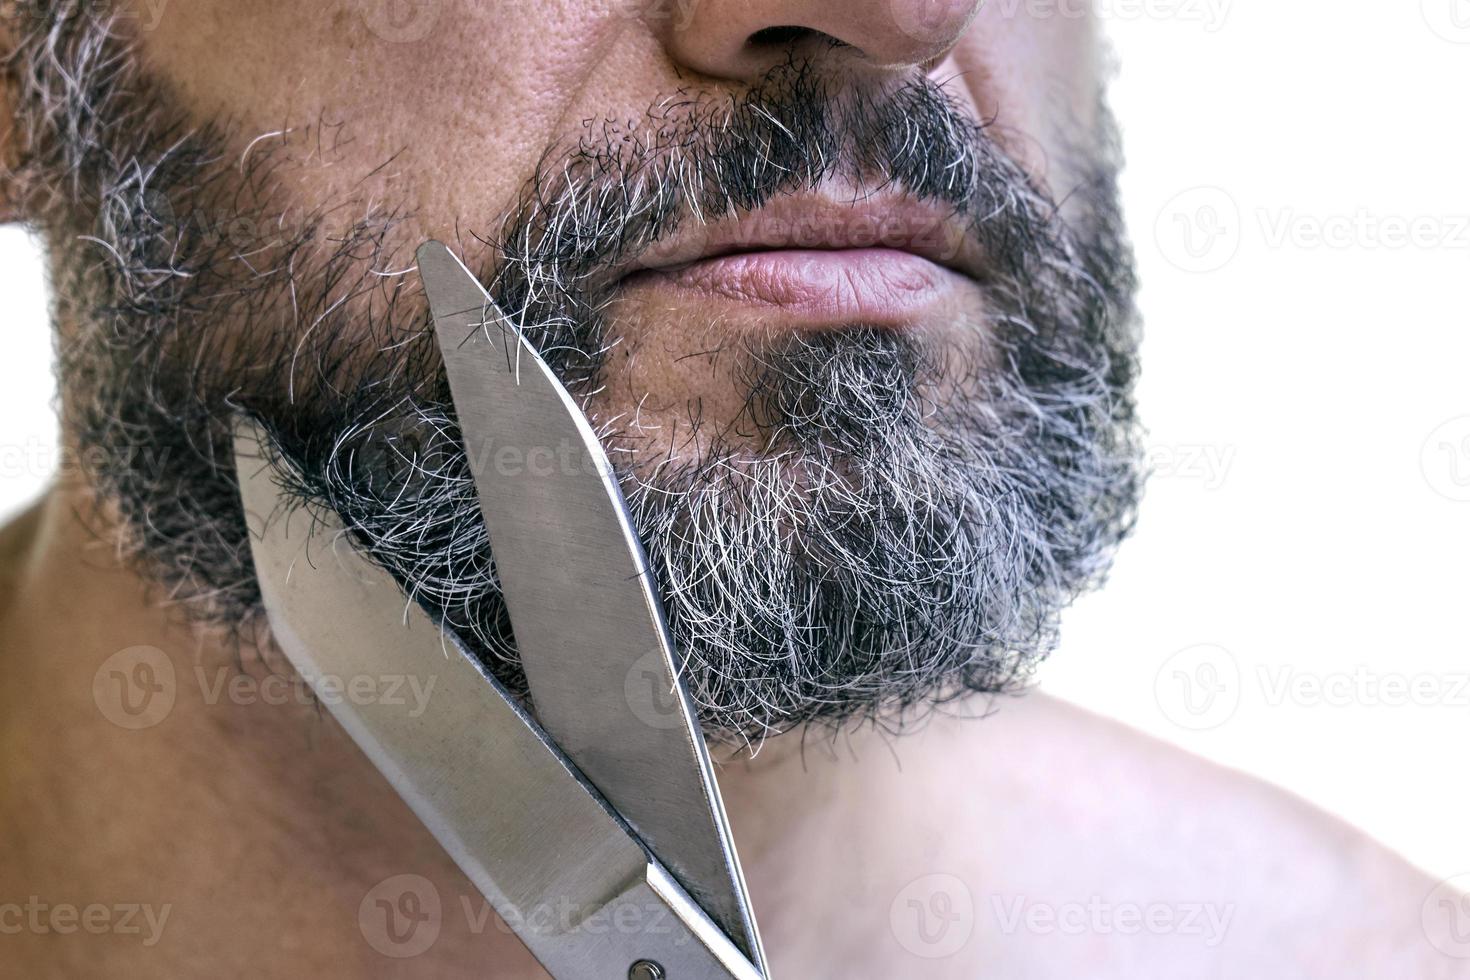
left=746, top=25, right=814, bottom=47
left=745, top=25, right=845, bottom=54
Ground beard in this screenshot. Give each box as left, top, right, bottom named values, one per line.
left=9, top=6, right=1142, bottom=740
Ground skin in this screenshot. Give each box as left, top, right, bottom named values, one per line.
left=0, top=1, right=1459, bottom=976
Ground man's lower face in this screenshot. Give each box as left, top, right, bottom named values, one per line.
left=13, top=5, right=1141, bottom=739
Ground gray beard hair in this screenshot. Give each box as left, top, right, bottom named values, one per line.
left=7, top=6, right=1143, bottom=741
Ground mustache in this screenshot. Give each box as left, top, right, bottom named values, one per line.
left=482, top=59, right=1052, bottom=375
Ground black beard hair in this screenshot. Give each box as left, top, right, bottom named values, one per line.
left=7, top=5, right=1142, bottom=740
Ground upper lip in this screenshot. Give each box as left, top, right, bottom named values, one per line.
left=614, top=187, right=986, bottom=285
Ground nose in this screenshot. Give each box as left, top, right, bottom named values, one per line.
left=662, top=0, right=985, bottom=80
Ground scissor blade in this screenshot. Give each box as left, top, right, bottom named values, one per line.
left=419, top=241, right=765, bottom=969
left=236, top=423, right=644, bottom=913
left=234, top=424, right=764, bottom=980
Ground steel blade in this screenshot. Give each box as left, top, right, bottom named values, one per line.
left=418, top=241, right=765, bottom=969
left=237, top=423, right=644, bottom=912
left=234, top=423, right=764, bottom=980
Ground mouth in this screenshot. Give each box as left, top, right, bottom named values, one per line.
left=612, top=188, right=986, bottom=330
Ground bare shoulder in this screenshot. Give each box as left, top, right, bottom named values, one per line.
left=726, top=693, right=1466, bottom=977
left=931, top=692, right=1464, bottom=978
left=0, top=497, right=44, bottom=575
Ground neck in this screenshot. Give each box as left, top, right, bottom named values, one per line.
left=0, top=486, right=927, bottom=977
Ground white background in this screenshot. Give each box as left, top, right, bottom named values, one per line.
left=1, top=3, right=1466, bottom=881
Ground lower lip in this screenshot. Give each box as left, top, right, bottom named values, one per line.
left=621, top=248, right=972, bottom=328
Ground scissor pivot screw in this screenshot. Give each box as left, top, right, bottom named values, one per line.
left=628, top=960, right=665, bottom=980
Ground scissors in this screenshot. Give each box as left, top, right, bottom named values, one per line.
left=234, top=241, right=769, bottom=979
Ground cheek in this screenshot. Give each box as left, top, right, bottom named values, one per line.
left=129, top=0, right=684, bottom=245
left=587, top=292, right=757, bottom=461
left=945, top=5, right=1103, bottom=187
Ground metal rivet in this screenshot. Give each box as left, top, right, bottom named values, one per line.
left=628, top=959, right=665, bottom=980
